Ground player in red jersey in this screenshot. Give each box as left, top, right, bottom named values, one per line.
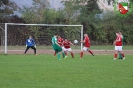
left=53, top=36, right=64, bottom=56
left=62, top=39, right=75, bottom=58
left=80, top=34, right=94, bottom=59
left=58, top=36, right=64, bottom=46
left=113, top=32, right=125, bottom=60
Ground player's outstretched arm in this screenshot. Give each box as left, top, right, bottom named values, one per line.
left=80, top=40, right=85, bottom=43
left=70, top=42, right=76, bottom=47
left=113, top=41, right=116, bottom=45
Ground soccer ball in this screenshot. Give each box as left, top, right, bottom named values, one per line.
left=74, top=40, right=78, bottom=44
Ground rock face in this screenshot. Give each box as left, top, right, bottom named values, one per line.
left=97, top=0, right=130, bottom=11
left=97, top=0, right=115, bottom=11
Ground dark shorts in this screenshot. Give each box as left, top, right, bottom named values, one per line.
left=27, top=46, right=36, bottom=49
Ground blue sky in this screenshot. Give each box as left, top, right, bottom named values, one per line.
left=11, top=0, right=63, bottom=9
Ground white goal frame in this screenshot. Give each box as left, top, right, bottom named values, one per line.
left=4, top=23, right=83, bottom=54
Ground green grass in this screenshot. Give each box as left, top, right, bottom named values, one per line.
left=0, top=54, right=133, bottom=88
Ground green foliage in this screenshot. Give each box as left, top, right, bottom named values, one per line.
left=18, top=0, right=50, bottom=45
left=95, top=13, right=133, bottom=45
left=16, top=0, right=133, bottom=45
left=19, top=0, right=81, bottom=45
left=0, top=0, right=18, bottom=19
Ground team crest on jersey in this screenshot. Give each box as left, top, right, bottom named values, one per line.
left=114, top=0, right=133, bottom=17
left=28, top=39, right=31, bottom=42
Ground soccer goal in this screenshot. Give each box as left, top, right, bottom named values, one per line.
left=3, top=23, right=83, bottom=54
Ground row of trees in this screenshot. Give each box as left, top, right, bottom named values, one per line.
left=0, top=0, right=133, bottom=45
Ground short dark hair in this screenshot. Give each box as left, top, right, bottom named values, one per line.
left=119, top=31, right=122, bottom=33
left=54, top=33, right=58, bottom=36
left=116, top=31, right=119, bottom=33
left=64, top=38, right=68, bottom=40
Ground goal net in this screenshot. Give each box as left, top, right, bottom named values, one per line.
left=0, top=23, right=5, bottom=53
left=2, top=23, right=83, bottom=54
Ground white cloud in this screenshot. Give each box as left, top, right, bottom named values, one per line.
left=11, top=0, right=33, bottom=8
left=50, top=0, right=64, bottom=9
left=11, top=0, right=63, bottom=9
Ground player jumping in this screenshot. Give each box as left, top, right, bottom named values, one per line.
left=63, top=39, right=75, bottom=58
left=80, top=34, right=94, bottom=59
left=52, top=33, right=65, bottom=60
left=113, top=32, right=125, bottom=60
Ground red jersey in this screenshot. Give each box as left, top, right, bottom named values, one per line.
left=84, top=36, right=90, bottom=47
left=58, top=38, right=64, bottom=46
left=115, top=36, right=122, bottom=46
left=63, top=41, right=71, bottom=48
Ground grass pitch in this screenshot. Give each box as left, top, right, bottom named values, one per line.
left=0, top=54, right=133, bottom=88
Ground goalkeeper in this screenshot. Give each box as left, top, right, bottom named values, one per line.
left=52, top=33, right=65, bottom=60
left=24, top=36, right=37, bottom=55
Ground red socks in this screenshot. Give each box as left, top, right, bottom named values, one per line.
left=65, top=52, right=67, bottom=56
left=88, top=50, right=94, bottom=55
left=121, top=53, right=125, bottom=57
left=54, top=52, right=56, bottom=56
left=114, top=54, right=117, bottom=58
left=71, top=52, right=74, bottom=58
left=80, top=52, right=83, bottom=58
left=114, top=53, right=124, bottom=58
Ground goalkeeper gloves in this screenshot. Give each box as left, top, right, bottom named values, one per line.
left=34, top=45, right=36, bottom=48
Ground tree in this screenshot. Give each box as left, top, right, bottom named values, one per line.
left=20, top=0, right=50, bottom=23
left=19, top=0, right=50, bottom=40
left=18, top=0, right=133, bottom=45
left=0, top=0, right=18, bottom=19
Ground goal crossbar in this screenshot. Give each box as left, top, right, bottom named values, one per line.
left=4, top=23, right=83, bottom=54
left=6, top=23, right=83, bottom=26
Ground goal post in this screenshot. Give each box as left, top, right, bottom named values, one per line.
left=4, top=23, right=83, bottom=54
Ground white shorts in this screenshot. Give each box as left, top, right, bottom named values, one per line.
left=62, top=47, right=72, bottom=52
left=83, top=47, right=89, bottom=51
left=115, top=46, right=122, bottom=51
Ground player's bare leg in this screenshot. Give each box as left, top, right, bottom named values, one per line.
left=63, top=51, right=67, bottom=59
left=69, top=51, right=74, bottom=58
left=114, top=50, right=118, bottom=60
left=64, top=52, right=68, bottom=56
left=63, top=51, right=68, bottom=57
